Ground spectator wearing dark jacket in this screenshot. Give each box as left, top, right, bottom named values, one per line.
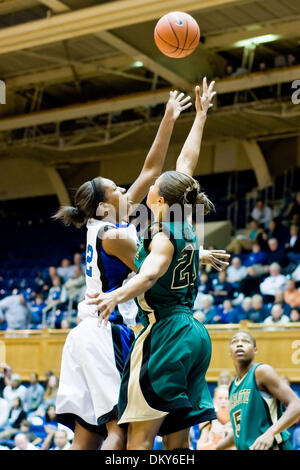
left=248, top=294, right=268, bottom=323
left=0, top=397, right=27, bottom=440
left=265, top=238, right=286, bottom=267
left=286, top=225, right=300, bottom=263
left=209, top=272, right=234, bottom=306
left=230, top=297, right=252, bottom=323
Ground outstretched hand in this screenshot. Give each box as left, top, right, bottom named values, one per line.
left=165, top=90, right=192, bottom=121
left=86, top=292, right=117, bottom=328
left=200, top=249, right=230, bottom=271
left=195, top=77, right=216, bottom=114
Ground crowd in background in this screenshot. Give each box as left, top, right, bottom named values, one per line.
left=0, top=192, right=299, bottom=330
left=0, top=364, right=73, bottom=450
left=193, top=192, right=300, bottom=326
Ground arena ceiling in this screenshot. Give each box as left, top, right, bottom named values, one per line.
left=0, top=0, right=300, bottom=165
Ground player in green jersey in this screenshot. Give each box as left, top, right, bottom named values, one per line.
left=88, top=81, right=229, bottom=450
left=215, top=331, right=300, bottom=450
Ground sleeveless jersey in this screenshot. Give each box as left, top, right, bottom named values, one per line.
left=229, top=363, right=290, bottom=450
left=134, top=221, right=199, bottom=323
left=78, top=218, right=138, bottom=326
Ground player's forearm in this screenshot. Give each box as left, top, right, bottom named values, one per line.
left=142, top=112, right=176, bottom=175
left=267, top=401, right=300, bottom=437
left=176, top=111, right=207, bottom=176
left=113, top=272, right=158, bottom=304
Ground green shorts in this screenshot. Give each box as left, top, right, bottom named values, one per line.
left=118, top=309, right=216, bottom=435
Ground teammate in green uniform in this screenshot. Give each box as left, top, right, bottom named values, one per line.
left=88, top=81, right=227, bottom=450
left=215, top=331, right=300, bottom=450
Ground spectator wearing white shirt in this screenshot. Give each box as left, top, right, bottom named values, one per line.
left=3, top=374, right=27, bottom=409
left=264, top=304, right=290, bottom=326
left=12, top=432, right=39, bottom=450
left=251, top=199, right=272, bottom=229
left=259, top=263, right=286, bottom=301
left=226, top=257, right=248, bottom=285
left=50, top=429, right=71, bottom=450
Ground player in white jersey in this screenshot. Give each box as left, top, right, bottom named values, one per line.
left=53, top=90, right=194, bottom=450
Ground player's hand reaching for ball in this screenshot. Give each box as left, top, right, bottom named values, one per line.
left=165, top=90, right=192, bottom=121
left=196, top=77, right=216, bottom=115
left=87, top=292, right=118, bottom=328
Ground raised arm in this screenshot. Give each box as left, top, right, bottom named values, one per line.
left=126, top=91, right=192, bottom=206
left=176, top=77, right=216, bottom=177
left=88, top=232, right=174, bottom=327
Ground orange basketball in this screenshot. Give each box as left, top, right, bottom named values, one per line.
left=154, top=11, right=200, bottom=58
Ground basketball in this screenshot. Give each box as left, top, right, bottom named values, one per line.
left=154, top=11, right=200, bottom=58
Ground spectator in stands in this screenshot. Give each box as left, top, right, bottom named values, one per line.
left=264, top=304, right=290, bottom=326
left=286, top=224, right=300, bottom=263
left=282, top=191, right=300, bottom=223
left=215, top=300, right=235, bottom=324
left=0, top=396, right=10, bottom=429
left=64, top=266, right=85, bottom=311
left=193, top=272, right=211, bottom=310
left=259, top=263, right=286, bottom=301
left=210, top=272, right=234, bottom=306
left=290, top=308, right=300, bottom=323
left=201, top=295, right=219, bottom=325
left=24, top=373, right=45, bottom=414
left=29, top=294, right=46, bottom=329
left=43, top=277, right=67, bottom=328
left=0, top=363, right=12, bottom=397
left=271, top=290, right=292, bottom=318
left=34, top=270, right=46, bottom=293
left=248, top=294, right=267, bottom=323
left=0, top=293, right=31, bottom=330
left=19, top=419, right=40, bottom=445
left=226, top=257, right=248, bottom=289
left=41, top=405, right=59, bottom=450
left=224, top=64, right=234, bottom=77
left=57, top=259, right=73, bottom=283
left=71, top=253, right=85, bottom=276
left=217, top=370, right=232, bottom=387
left=43, top=266, right=59, bottom=291
left=267, top=219, right=289, bottom=247
left=226, top=219, right=263, bottom=254
left=50, top=429, right=71, bottom=450
left=12, top=432, right=39, bottom=450
left=42, top=375, right=59, bottom=410
left=3, top=374, right=27, bottom=409
left=244, top=242, right=267, bottom=268
left=239, top=266, right=263, bottom=297
left=292, top=264, right=300, bottom=284
left=283, top=279, right=300, bottom=309
left=229, top=297, right=252, bottom=323
left=0, top=397, right=27, bottom=440
left=265, top=237, right=286, bottom=267
left=197, top=385, right=235, bottom=450
left=251, top=199, right=273, bottom=229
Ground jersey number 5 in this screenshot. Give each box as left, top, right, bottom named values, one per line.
left=232, top=409, right=241, bottom=438
left=86, top=244, right=93, bottom=277
left=171, top=244, right=196, bottom=290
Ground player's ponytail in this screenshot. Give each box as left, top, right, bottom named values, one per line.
left=158, top=170, right=215, bottom=215
left=52, top=177, right=107, bottom=228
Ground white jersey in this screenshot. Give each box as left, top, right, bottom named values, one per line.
left=78, top=218, right=138, bottom=327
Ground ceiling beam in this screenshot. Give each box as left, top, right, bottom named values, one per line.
left=96, top=31, right=192, bottom=91
left=5, top=55, right=134, bottom=90
left=0, top=87, right=172, bottom=131
left=205, top=17, right=300, bottom=50
left=37, top=0, right=70, bottom=13
left=1, top=64, right=299, bottom=131
left=0, top=0, right=248, bottom=55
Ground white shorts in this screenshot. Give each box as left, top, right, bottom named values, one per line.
left=55, top=315, right=134, bottom=436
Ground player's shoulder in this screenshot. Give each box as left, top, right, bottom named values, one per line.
left=254, top=363, right=278, bottom=384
